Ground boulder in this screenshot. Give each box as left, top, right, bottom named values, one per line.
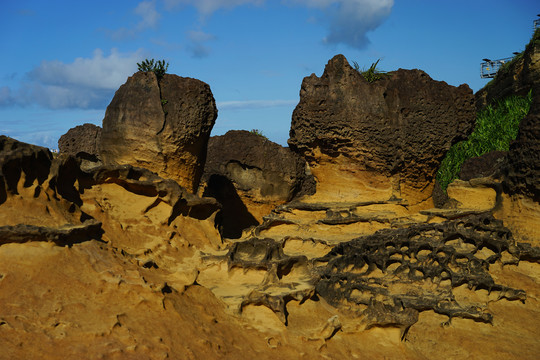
left=288, top=54, right=475, bottom=206
left=58, top=123, right=102, bottom=157
left=100, top=71, right=217, bottom=193
left=203, top=130, right=313, bottom=201
left=459, top=150, right=506, bottom=181
left=201, top=130, right=315, bottom=238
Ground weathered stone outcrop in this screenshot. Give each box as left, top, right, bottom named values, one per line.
left=58, top=123, right=102, bottom=158
left=100, top=71, right=217, bottom=193
left=2, top=47, right=540, bottom=359
left=476, top=29, right=540, bottom=110
left=204, top=130, right=314, bottom=201
left=0, top=220, right=103, bottom=246
left=503, top=93, right=540, bottom=202
left=315, top=213, right=537, bottom=334
left=288, top=54, right=475, bottom=206
left=201, top=130, right=315, bottom=238
left=459, top=150, right=506, bottom=181
left=0, top=135, right=52, bottom=203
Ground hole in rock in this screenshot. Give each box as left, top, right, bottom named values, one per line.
left=161, top=283, right=173, bottom=294
left=143, top=260, right=159, bottom=269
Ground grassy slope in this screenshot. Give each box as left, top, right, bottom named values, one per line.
left=436, top=91, right=532, bottom=190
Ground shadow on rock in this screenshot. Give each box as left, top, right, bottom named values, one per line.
left=203, top=174, right=259, bottom=238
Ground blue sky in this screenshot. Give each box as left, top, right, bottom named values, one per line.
left=0, top=0, right=537, bottom=149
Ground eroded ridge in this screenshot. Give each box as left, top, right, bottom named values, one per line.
left=314, top=213, right=540, bottom=337
left=225, top=238, right=316, bottom=323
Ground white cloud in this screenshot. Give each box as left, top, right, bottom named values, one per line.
left=28, top=49, right=143, bottom=91
left=0, top=86, right=14, bottom=106
left=186, top=30, right=216, bottom=58
left=109, top=0, right=161, bottom=40
left=188, top=30, right=216, bottom=43
left=163, top=0, right=264, bottom=16
left=2, top=48, right=146, bottom=109
left=166, top=0, right=392, bottom=50
left=288, top=0, right=394, bottom=48
left=135, top=1, right=161, bottom=29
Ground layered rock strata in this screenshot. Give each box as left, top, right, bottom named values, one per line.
left=2, top=51, right=540, bottom=359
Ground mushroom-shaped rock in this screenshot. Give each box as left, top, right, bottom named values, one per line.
left=288, top=55, right=475, bottom=206
left=100, top=71, right=217, bottom=193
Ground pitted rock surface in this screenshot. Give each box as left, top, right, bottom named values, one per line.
left=288, top=54, right=475, bottom=188
left=503, top=93, right=540, bottom=202
left=100, top=71, right=217, bottom=193
left=203, top=130, right=314, bottom=201
left=58, top=123, right=102, bottom=157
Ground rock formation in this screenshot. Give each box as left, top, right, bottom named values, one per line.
left=458, top=150, right=506, bottom=181
left=503, top=93, right=540, bottom=203
left=2, top=50, right=540, bottom=359
left=289, top=54, right=476, bottom=206
left=201, top=130, right=315, bottom=238
left=58, top=123, right=102, bottom=158
left=100, top=71, right=217, bottom=193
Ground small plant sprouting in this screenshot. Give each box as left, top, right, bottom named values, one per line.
left=250, top=129, right=267, bottom=139
left=137, top=59, right=169, bottom=80
left=353, top=59, right=387, bottom=83
left=161, top=99, right=168, bottom=106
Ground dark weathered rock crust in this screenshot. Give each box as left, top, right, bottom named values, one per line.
left=288, top=54, right=476, bottom=188
left=204, top=130, right=314, bottom=201
left=58, top=123, right=102, bottom=157
left=459, top=150, right=507, bottom=181
left=100, top=71, right=217, bottom=193
left=503, top=93, right=540, bottom=202
left=0, top=135, right=52, bottom=203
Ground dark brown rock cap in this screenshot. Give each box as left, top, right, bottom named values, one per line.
left=203, top=130, right=314, bottom=201
left=503, top=92, right=540, bottom=202
left=288, top=54, right=476, bottom=187
left=58, top=123, right=102, bottom=158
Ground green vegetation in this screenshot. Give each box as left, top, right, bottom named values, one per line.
left=250, top=129, right=267, bottom=139
left=353, top=59, right=387, bottom=83
left=137, top=58, right=169, bottom=80
left=436, top=91, right=532, bottom=190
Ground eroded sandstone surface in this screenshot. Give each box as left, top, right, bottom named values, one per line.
left=1, top=51, right=540, bottom=359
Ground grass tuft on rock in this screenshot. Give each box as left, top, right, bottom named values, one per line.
left=436, top=90, right=532, bottom=190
